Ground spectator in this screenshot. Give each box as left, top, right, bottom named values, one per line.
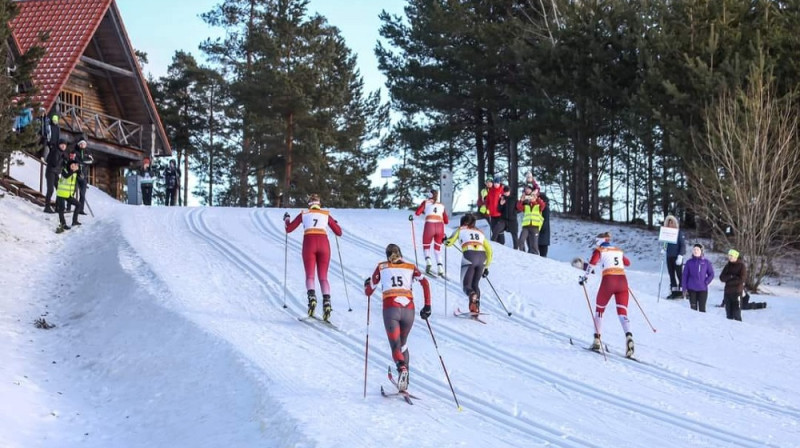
left=139, top=158, right=155, bottom=206
left=72, top=136, right=93, bottom=216
left=164, top=159, right=180, bottom=206
left=492, top=185, right=518, bottom=248
left=477, top=178, right=493, bottom=222
left=719, top=249, right=746, bottom=321
left=741, top=291, right=767, bottom=310
left=523, top=171, right=540, bottom=192
left=538, top=192, right=551, bottom=257
left=485, top=175, right=504, bottom=239
left=43, top=138, right=68, bottom=213
left=664, top=216, right=686, bottom=299
left=36, top=107, right=51, bottom=160
left=54, top=159, right=82, bottom=233
left=516, top=184, right=546, bottom=254
left=49, top=111, right=60, bottom=152
left=681, top=243, right=714, bottom=312
left=12, top=101, right=32, bottom=131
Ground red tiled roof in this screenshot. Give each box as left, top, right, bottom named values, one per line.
left=10, top=0, right=113, bottom=111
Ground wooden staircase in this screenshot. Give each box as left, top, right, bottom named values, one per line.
left=0, top=175, right=48, bottom=207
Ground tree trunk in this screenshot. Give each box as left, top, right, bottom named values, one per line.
left=283, top=111, right=294, bottom=207
left=475, top=109, right=485, bottom=203
left=645, top=128, right=655, bottom=228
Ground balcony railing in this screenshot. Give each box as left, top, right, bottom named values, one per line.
left=57, top=100, right=143, bottom=149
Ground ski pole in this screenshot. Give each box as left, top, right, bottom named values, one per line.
left=628, top=288, right=657, bottom=333
left=443, top=246, right=448, bottom=316
left=363, top=292, right=372, bottom=398
left=485, top=275, right=512, bottom=317
left=580, top=281, right=607, bottom=361
left=282, top=225, right=289, bottom=309
left=424, top=318, right=462, bottom=410
left=335, top=236, right=353, bottom=312
left=409, top=216, right=419, bottom=268
left=657, top=243, right=666, bottom=302
left=84, top=198, right=94, bottom=218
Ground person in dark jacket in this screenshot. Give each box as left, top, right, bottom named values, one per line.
left=537, top=192, right=551, bottom=257
left=164, top=159, right=180, bottom=206
left=719, top=249, right=746, bottom=321
left=681, top=243, right=715, bottom=312
left=139, top=158, right=155, bottom=206
left=43, top=138, right=68, bottom=213
left=491, top=185, right=519, bottom=248
left=72, top=136, right=93, bottom=215
left=664, top=216, right=686, bottom=298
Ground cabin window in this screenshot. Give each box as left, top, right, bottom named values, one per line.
left=58, top=90, right=83, bottom=116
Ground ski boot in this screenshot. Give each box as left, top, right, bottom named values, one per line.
left=307, top=290, right=317, bottom=317
left=56, top=224, right=70, bottom=234
left=437, top=263, right=445, bottom=277
left=322, top=294, right=332, bottom=322
left=396, top=362, right=409, bottom=392
left=625, top=332, right=635, bottom=358
left=425, top=257, right=433, bottom=276
left=590, top=333, right=602, bottom=351
left=468, top=292, right=480, bottom=315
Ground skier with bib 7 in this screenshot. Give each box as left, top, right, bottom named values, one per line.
left=411, top=189, right=449, bottom=277
left=364, top=244, right=432, bottom=392
left=284, top=193, right=343, bottom=321
left=579, top=232, right=635, bottom=358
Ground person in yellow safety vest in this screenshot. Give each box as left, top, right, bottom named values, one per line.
left=476, top=178, right=493, bottom=218
left=516, top=184, right=547, bottom=255
left=445, top=213, right=493, bottom=316
left=55, top=160, right=82, bottom=233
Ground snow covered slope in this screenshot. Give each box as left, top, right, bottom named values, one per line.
left=2, top=189, right=799, bottom=448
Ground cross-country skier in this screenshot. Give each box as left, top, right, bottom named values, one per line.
left=284, top=193, right=343, bottom=321
left=364, top=244, right=432, bottom=392
left=445, top=213, right=493, bottom=315
left=579, top=232, right=635, bottom=358
left=411, top=189, right=449, bottom=276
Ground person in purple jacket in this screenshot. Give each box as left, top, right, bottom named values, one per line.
left=681, top=243, right=715, bottom=312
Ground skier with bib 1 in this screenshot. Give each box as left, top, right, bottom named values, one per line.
left=411, top=189, right=449, bottom=277
left=579, top=232, right=635, bottom=358
left=284, top=193, right=343, bottom=321
left=445, top=213, right=493, bottom=315
left=364, top=244, right=432, bottom=392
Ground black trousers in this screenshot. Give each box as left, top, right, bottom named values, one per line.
left=491, top=219, right=519, bottom=248
left=166, top=187, right=178, bottom=206
left=666, top=256, right=682, bottom=289
left=44, top=170, right=58, bottom=205
left=687, top=290, right=708, bottom=312
left=538, top=245, right=549, bottom=258
left=56, top=196, right=80, bottom=226
left=141, top=184, right=153, bottom=206
left=723, top=293, right=742, bottom=321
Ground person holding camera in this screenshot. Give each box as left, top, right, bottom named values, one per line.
left=516, top=184, right=547, bottom=254
left=492, top=185, right=519, bottom=248
left=72, top=136, right=93, bottom=215
left=55, top=159, right=82, bottom=233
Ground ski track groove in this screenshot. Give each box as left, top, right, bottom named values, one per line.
left=249, top=210, right=596, bottom=448
left=332, top=226, right=784, bottom=448
left=342, top=228, right=800, bottom=422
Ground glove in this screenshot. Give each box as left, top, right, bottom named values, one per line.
left=676, top=255, right=683, bottom=265
left=578, top=275, right=588, bottom=286
left=408, top=214, right=414, bottom=221
left=364, top=278, right=371, bottom=288
left=482, top=268, right=489, bottom=278
left=283, top=212, right=290, bottom=219
left=420, top=305, right=432, bottom=320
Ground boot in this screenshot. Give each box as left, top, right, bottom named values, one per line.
left=468, top=292, right=480, bottom=315
left=590, top=333, right=602, bottom=351
left=625, top=332, right=635, bottom=358
left=43, top=206, right=54, bottom=213
left=437, top=263, right=445, bottom=277
left=396, top=362, right=409, bottom=392
left=425, top=257, right=433, bottom=276
left=322, top=294, right=332, bottom=322
left=307, top=290, right=317, bottom=317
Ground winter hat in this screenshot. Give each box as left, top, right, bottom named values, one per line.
left=503, top=185, right=510, bottom=193
left=523, top=184, right=533, bottom=192
left=77, top=138, right=87, bottom=147
left=493, top=175, right=503, bottom=184
left=693, top=243, right=704, bottom=252
left=308, top=193, right=321, bottom=206
left=486, top=177, right=494, bottom=184
left=58, top=138, right=68, bottom=146
left=51, top=114, right=59, bottom=124
left=427, top=189, right=437, bottom=199
left=728, top=249, right=740, bottom=259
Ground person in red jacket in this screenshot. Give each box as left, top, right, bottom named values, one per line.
left=485, top=175, right=504, bottom=238
left=365, top=244, right=432, bottom=392
left=579, top=232, right=635, bottom=358
left=284, top=193, right=343, bottom=321
left=411, top=189, right=449, bottom=276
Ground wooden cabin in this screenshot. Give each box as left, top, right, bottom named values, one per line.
left=10, top=0, right=170, bottom=200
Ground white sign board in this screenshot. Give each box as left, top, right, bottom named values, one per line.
left=380, top=168, right=393, bottom=178
left=658, top=226, right=679, bottom=244
left=440, top=169, right=454, bottom=215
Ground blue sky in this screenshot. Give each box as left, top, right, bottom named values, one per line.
left=117, top=0, right=406, bottom=96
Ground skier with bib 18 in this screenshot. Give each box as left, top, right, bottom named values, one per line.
left=364, top=244, right=432, bottom=392
left=411, top=189, right=449, bottom=277
left=445, top=213, right=493, bottom=315
left=579, top=232, right=635, bottom=358
left=284, top=193, right=343, bottom=321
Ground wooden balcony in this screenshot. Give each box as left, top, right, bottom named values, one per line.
left=57, top=100, right=144, bottom=149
